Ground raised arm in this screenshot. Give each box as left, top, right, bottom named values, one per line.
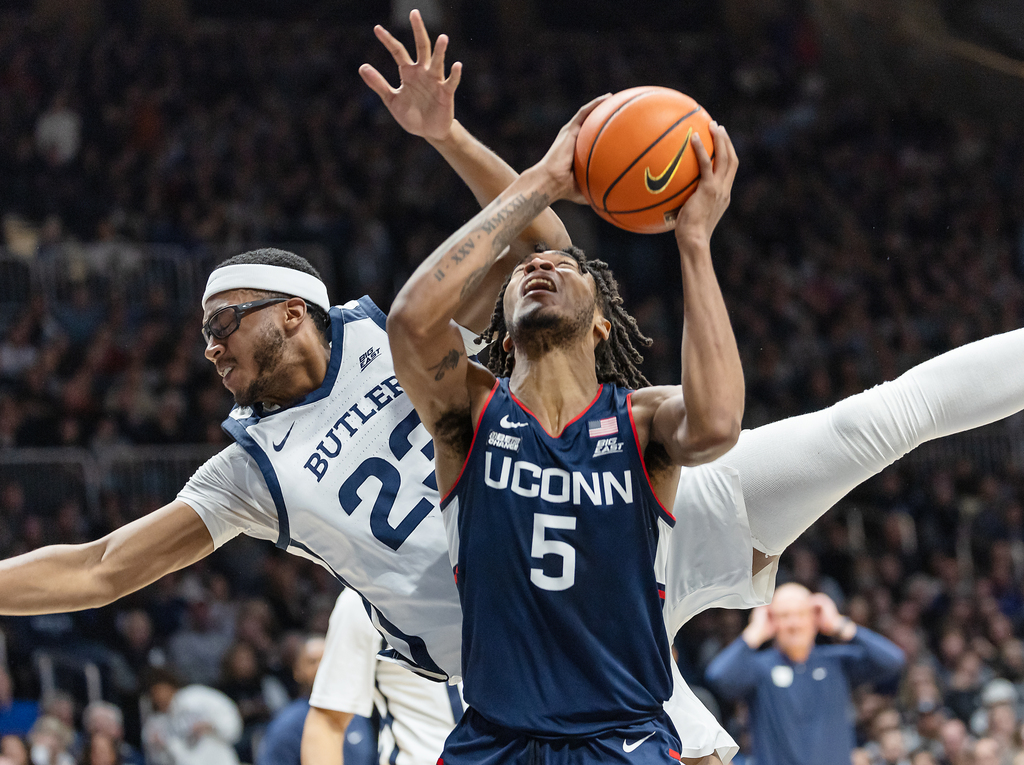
left=360, top=10, right=570, bottom=331
left=0, top=500, right=212, bottom=614
left=387, top=97, right=606, bottom=490
left=635, top=123, right=744, bottom=466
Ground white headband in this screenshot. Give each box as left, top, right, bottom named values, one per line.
left=203, top=264, right=331, bottom=311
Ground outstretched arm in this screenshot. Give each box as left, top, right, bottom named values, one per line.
left=361, top=10, right=570, bottom=331
left=634, top=124, right=744, bottom=466
left=721, top=326, right=1024, bottom=556
left=0, top=500, right=212, bottom=613
left=387, top=97, right=606, bottom=490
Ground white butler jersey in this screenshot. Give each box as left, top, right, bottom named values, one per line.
left=215, top=298, right=461, bottom=680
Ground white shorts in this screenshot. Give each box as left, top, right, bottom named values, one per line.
left=311, top=589, right=463, bottom=765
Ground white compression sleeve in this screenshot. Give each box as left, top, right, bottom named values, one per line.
left=719, top=327, right=1024, bottom=555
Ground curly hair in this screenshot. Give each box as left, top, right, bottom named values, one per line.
left=481, top=246, right=652, bottom=389
left=214, top=248, right=331, bottom=340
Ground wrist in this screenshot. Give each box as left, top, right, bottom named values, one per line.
left=426, top=118, right=464, bottom=152
left=741, top=627, right=765, bottom=649
left=675, top=228, right=712, bottom=255
left=521, top=163, right=564, bottom=201
left=831, top=616, right=856, bottom=640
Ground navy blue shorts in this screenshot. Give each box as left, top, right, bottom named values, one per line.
left=440, top=708, right=684, bottom=765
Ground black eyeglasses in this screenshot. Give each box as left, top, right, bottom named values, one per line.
left=202, top=297, right=289, bottom=343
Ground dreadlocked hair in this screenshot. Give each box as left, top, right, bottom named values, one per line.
left=481, top=245, right=653, bottom=389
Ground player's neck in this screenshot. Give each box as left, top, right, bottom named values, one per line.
left=261, top=335, right=332, bottom=408
left=509, top=348, right=600, bottom=437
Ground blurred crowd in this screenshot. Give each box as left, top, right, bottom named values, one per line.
left=0, top=1, right=1023, bottom=764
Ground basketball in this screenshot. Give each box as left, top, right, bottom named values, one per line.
left=574, top=86, right=714, bottom=235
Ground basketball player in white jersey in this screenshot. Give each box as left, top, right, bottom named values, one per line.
left=0, top=10, right=1020, bottom=765
left=304, top=588, right=464, bottom=765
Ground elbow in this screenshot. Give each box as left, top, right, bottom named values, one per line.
left=386, top=295, right=433, bottom=346
left=677, top=411, right=741, bottom=465
left=707, top=410, right=742, bottom=454
left=85, top=540, right=135, bottom=608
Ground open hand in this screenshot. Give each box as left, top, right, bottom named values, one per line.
left=359, top=9, right=462, bottom=143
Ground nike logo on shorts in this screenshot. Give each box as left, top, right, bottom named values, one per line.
left=622, top=732, right=656, bottom=753
left=499, top=415, right=528, bottom=429
left=273, top=423, right=295, bottom=451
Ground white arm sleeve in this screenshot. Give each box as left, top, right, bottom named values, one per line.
left=309, top=589, right=382, bottom=716
left=176, top=444, right=280, bottom=547
left=722, top=327, right=1024, bottom=555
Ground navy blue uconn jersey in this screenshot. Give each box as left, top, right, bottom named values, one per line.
left=440, top=379, right=677, bottom=737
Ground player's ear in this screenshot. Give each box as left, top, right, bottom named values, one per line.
left=283, top=297, right=308, bottom=330
left=593, top=313, right=611, bottom=343
left=502, top=333, right=513, bottom=353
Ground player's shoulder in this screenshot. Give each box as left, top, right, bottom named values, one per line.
left=627, top=385, right=682, bottom=430
left=334, top=296, right=388, bottom=329
left=188, top=442, right=259, bottom=487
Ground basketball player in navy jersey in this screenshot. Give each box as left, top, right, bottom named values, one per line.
left=388, top=94, right=744, bottom=762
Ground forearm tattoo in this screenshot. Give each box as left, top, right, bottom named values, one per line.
left=431, top=190, right=551, bottom=285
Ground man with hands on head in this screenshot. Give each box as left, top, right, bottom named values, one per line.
left=705, top=584, right=905, bottom=765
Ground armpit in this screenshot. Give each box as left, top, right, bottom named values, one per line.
left=644, top=440, right=674, bottom=478
left=433, top=406, right=475, bottom=457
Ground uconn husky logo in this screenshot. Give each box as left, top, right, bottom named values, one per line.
left=483, top=451, right=633, bottom=506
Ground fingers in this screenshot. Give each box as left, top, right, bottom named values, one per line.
left=358, top=64, right=396, bottom=100
left=409, top=9, right=432, bottom=64
left=571, top=93, right=612, bottom=127
left=709, top=121, right=739, bottom=185
left=430, top=33, right=449, bottom=77
left=374, top=24, right=414, bottom=67
left=691, top=130, right=713, bottom=178
left=444, top=61, right=463, bottom=95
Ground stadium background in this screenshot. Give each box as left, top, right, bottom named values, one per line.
left=0, top=0, right=1023, bottom=762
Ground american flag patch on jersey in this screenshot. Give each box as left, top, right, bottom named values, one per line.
left=588, top=417, right=618, bottom=438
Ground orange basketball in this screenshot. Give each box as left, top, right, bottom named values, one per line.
left=574, top=86, right=713, bottom=235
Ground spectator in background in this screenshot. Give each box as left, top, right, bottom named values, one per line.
left=971, top=679, right=1021, bottom=758
left=34, top=92, right=80, bottom=167
left=216, top=641, right=288, bottom=762
left=27, top=716, right=74, bottom=765
left=141, top=668, right=241, bottom=765
left=705, top=584, right=905, bottom=765
left=78, top=703, right=141, bottom=765
left=0, top=669, right=37, bottom=737
left=77, top=733, right=121, bottom=765
left=939, top=718, right=971, bottom=765
left=167, top=588, right=233, bottom=687
left=0, top=734, right=28, bottom=765
left=255, top=635, right=324, bottom=765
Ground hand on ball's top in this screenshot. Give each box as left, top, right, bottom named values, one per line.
left=359, top=9, right=462, bottom=143
left=534, top=94, right=612, bottom=204
left=673, top=120, right=739, bottom=245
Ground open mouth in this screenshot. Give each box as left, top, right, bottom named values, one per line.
left=522, top=275, right=556, bottom=296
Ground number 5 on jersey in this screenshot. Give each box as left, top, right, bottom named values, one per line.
left=530, top=513, right=577, bottom=591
